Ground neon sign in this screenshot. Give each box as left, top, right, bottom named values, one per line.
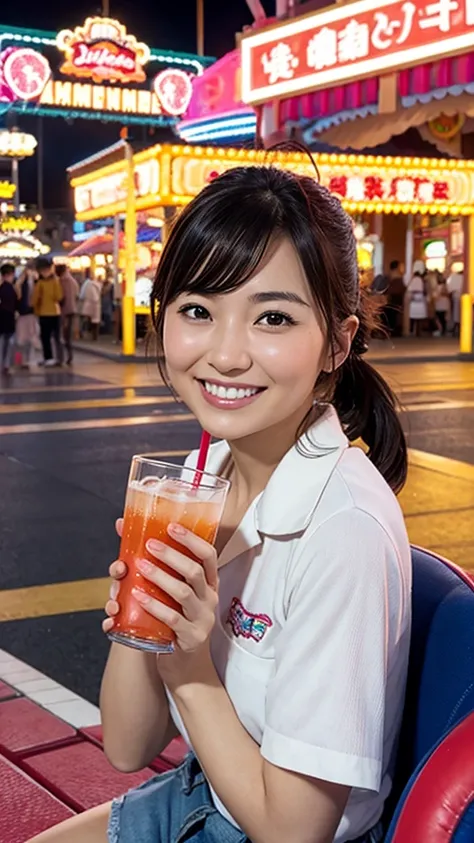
left=0, top=130, right=37, bottom=157
left=2, top=48, right=50, bottom=101
left=39, top=80, right=177, bottom=118
left=153, top=69, right=193, bottom=116
left=0, top=182, right=16, bottom=200
left=56, top=17, right=150, bottom=84
left=241, top=0, right=474, bottom=103
left=0, top=216, right=37, bottom=233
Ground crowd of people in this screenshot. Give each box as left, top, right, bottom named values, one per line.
left=0, top=257, right=115, bottom=374
left=372, top=259, right=463, bottom=339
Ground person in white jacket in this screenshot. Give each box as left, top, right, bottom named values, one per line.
left=79, top=276, right=102, bottom=341
left=405, top=259, right=428, bottom=337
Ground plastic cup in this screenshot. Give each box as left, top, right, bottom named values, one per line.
left=108, top=456, right=230, bottom=653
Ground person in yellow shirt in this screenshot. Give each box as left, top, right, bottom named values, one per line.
left=32, top=257, right=63, bottom=366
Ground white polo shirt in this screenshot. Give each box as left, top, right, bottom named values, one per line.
left=167, top=406, right=412, bottom=841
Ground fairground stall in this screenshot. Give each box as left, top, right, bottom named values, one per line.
left=238, top=0, right=474, bottom=354
left=69, top=142, right=474, bottom=355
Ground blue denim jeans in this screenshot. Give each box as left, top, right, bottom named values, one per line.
left=108, top=753, right=383, bottom=843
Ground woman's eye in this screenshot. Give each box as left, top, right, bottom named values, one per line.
left=257, top=311, right=296, bottom=328
left=178, top=305, right=211, bottom=321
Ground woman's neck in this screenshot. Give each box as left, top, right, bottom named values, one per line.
left=226, top=401, right=313, bottom=503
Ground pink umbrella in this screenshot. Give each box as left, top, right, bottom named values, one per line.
left=68, top=233, right=124, bottom=257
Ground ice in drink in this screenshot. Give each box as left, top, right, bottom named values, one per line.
left=110, top=475, right=224, bottom=652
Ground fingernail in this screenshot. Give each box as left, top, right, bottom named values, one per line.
left=169, top=523, right=186, bottom=536
left=132, top=588, right=149, bottom=604
left=137, top=559, right=154, bottom=574
left=147, top=539, right=165, bottom=553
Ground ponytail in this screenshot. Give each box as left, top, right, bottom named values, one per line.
left=333, top=305, right=408, bottom=494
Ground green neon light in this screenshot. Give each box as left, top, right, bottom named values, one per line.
left=10, top=102, right=177, bottom=127
left=0, top=24, right=215, bottom=72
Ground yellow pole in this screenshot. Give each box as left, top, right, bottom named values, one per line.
left=460, top=294, right=473, bottom=355
left=459, top=214, right=474, bottom=355
left=122, top=141, right=136, bottom=356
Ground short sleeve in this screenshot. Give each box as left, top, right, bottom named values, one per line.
left=261, top=509, right=400, bottom=792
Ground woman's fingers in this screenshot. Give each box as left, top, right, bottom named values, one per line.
left=136, top=561, right=202, bottom=620
left=145, top=542, right=209, bottom=600
left=102, top=617, right=115, bottom=633
left=167, top=524, right=219, bottom=591
left=109, top=560, right=127, bottom=579
left=115, top=518, right=124, bottom=538
left=105, top=598, right=120, bottom=617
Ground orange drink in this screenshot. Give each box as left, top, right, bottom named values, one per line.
left=108, top=457, right=230, bottom=653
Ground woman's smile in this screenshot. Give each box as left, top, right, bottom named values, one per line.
left=197, top=378, right=267, bottom=410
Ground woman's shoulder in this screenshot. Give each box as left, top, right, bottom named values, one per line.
left=304, top=445, right=409, bottom=558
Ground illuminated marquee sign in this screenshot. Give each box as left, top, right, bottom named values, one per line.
left=0, top=130, right=37, bottom=157
left=56, top=17, right=150, bottom=84
left=0, top=20, right=200, bottom=123
left=0, top=215, right=37, bottom=233
left=169, top=153, right=468, bottom=212
left=0, top=232, right=49, bottom=258
left=39, top=80, right=168, bottom=117
left=72, top=145, right=474, bottom=221
left=241, top=0, right=474, bottom=103
left=74, top=159, right=160, bottom=214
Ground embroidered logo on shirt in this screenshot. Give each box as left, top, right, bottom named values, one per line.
left=227, top=597, right=273, bottom=643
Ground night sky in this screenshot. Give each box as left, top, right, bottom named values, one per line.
left=1, top=0, right=273, bottom=211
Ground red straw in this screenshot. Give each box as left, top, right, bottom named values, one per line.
left=193, top=430, right=211, bottom=488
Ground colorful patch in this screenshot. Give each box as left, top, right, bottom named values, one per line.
left=227, top=597, right=273, bottom=643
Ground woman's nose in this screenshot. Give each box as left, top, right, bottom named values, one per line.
left=207, top=324, right=252, bottom=374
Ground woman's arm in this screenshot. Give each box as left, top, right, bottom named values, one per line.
left=172, top=662, right=349, bottom=843
left=100, top=642, right=178, bottom=772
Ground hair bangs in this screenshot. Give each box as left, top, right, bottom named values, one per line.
left=155, top=174, right=285, bottom=305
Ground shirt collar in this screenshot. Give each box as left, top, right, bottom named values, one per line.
left=206, top=405, right=348, bottom=538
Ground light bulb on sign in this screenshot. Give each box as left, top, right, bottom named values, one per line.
left=153, top=69, right=193, bottom=117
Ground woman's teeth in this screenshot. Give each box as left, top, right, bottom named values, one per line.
left=203, top=382, right=260, bottom=400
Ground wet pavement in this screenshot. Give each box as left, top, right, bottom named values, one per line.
left=0, top=350, right=473, bottom=706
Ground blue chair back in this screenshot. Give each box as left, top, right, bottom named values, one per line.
left=384, top=547, right=474, bottom=831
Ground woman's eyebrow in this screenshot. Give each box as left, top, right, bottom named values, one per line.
left=248, top=291, right=310, bottom=307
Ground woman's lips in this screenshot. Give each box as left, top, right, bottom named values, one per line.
left=197, top=379, right=266, bottom=410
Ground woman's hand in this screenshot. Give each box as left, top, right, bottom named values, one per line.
left=133, top=524, right=219, bottom=658
left=102, top=518, right=127, bottom=634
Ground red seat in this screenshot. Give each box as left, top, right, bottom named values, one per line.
left=80, top=724, right=103, bottom=747
left=0, top=754, right=74, bottom=843
left=0, top=698, right=77, bottom=757
left=81, top=724, right=188, bottom=772
left=21, top=741, right=157, bottom=811
left=158, top=736, right=189, bottom=768
left=0, top=680, right=18, bottom=701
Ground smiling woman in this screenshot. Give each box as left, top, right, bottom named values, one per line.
left=28, top=165, right=411, bottom=843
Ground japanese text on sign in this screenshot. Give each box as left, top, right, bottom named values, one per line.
left=328, top=173, right=450, bottom=204
left=241, top=0, right=474, bottom=103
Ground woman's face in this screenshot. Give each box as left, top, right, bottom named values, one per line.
left=163, top=238, right=333, bottom=443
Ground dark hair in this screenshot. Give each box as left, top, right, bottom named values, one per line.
left=389, top=259, right=401, bottom=272
left=0, top=263, right=15, bottom=277
left=36, top=256, right=53, bottom=271
left=55, top=263, right=67, bottom=276
left=151, top=166, right=407, bottom=493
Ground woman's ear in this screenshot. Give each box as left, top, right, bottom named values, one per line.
left=321, top=315, right=359, bottom=373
